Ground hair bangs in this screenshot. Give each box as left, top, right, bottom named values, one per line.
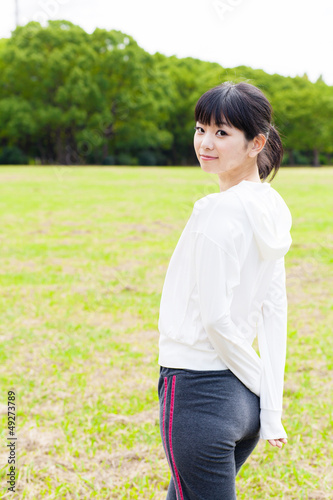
left=194, top=91, right=232, bottom=128
left=194, top=85, right=248, bottom=133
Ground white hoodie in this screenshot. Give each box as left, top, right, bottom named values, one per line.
left=158, top=179, right=292, bottom=440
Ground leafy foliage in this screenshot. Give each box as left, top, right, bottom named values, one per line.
left=0, top=21, right=332, bottom=166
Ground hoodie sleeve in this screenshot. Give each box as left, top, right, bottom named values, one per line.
left=257, top=256, right=288, bottom=440
left=194, top=231, right=263, bottom=397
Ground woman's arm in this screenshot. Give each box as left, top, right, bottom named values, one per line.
left=194, top=231, right=288, bottom=442
left=194, top=231, right=262, bottom=396
left=258, top=256, right=288, bottom=441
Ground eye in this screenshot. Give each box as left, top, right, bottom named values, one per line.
left=194, top=126, right=204, bottom=133
left=194, top=126, right=227, bottom=136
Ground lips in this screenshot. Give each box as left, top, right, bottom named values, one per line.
left=200, top=154, right=218, bottom=160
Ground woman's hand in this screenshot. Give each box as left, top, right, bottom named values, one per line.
left=267, top=438, right=288, bottom=448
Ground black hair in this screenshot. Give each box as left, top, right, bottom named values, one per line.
left=194, top=81, right=283, bottom=182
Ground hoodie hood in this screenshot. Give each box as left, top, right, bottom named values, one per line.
left=231, top=180, right=292, bottom=260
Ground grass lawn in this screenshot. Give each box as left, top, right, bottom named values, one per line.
left=0, top=165, right=332, bottom=499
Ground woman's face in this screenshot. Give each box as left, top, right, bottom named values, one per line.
left=193, top=120, right=255, bottom=174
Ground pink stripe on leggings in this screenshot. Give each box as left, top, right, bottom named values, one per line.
left=163, top=377, right=179, bottom=500
left=169, top=375, right=184, bottom=500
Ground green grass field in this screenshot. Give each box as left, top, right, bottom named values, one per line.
left=0, top=165, right=332, bottom=499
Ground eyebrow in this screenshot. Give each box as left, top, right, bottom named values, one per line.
left=197, top=120, right=229, bottom=128
left=215, top=120, right=229, bottom=128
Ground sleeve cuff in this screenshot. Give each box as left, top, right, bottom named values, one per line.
left=259, top=409, right=288, bottom=440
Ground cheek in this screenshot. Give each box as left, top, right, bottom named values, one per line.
left=215, top=141, right=226, bottom=156
left=219, top=138, right=237, bottom=155
left=193, top=135, right=200, bottom=151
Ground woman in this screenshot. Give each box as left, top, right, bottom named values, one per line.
left=157, top=81, right=292, bottom=499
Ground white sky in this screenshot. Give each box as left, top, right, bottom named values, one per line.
left=1, top=0, right=333, bottom=85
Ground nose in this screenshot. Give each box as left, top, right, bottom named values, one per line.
left=200, top=132, right=214, bottom=150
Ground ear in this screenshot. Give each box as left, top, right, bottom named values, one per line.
left=248, top=134, right=267, bottom=158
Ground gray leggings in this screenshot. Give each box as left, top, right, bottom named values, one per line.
left=158, top=366, right=260, bottom=500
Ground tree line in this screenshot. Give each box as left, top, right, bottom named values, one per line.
left=0, top=20, right=332, bottom=167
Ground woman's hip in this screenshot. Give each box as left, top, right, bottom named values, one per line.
left=158, top=366, right=260, bottom=442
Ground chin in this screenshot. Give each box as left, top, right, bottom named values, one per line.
left=199, top=162, right=215, bottom=171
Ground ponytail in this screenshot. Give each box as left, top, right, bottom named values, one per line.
left=257, top=124, right=284, bottom=182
